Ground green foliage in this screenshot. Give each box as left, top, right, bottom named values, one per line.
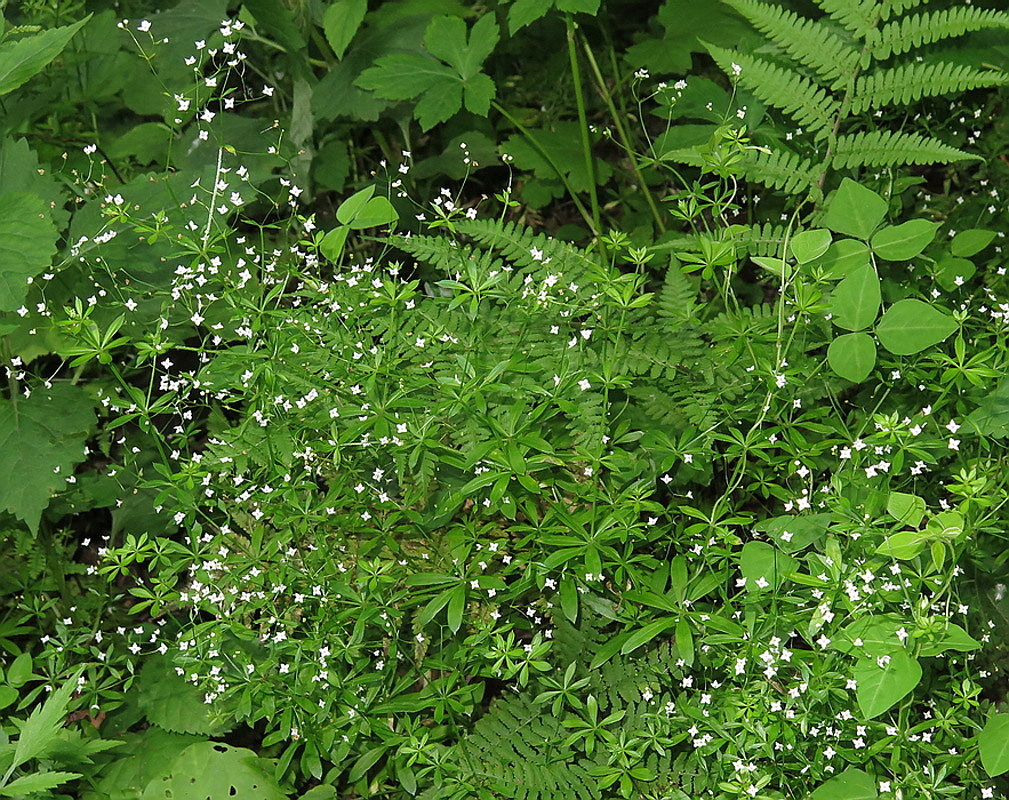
left=0, top=2, right=1008, bottom=800
left=709, top=0, right=1009, bottom=196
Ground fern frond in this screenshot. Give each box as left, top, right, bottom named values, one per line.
left=831, top=129, right=979, bottom=169
left=451, top=694, right=601, bottom=800
left=729, top=222, right=794, bottom=258
left=721, top=0, right=860, bottom=84
left=706, top=46, right=840, bottom=137
left=880, top=0, right=927, bottom=19
left=812, top=0, right=881, bottom=38
left=739, top=148, right=820, bottom=197
left=656, top=261, right=696, bottom=326
left=867, top=8, right=1009, bottom=59
left=851, top=62, right=1009, bottom=114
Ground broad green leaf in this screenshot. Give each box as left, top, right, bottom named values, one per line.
left=413, top=77, right=464, bottom=131
left=918, top=622, right=981, bottom=657
left=886, top=492, right=925, bottom=527
left=0, top=16, right=90, bottom=96
left=508, top=0, right=554, bottom=34
left=557, top=0, right=601, bottom=12
left=753, top=513, right=831, bottom=553
left=501, top=122, right=613, bottom=194
left=141, top=742, right=286, bottom=800
left=425, top=14, right=499, bottom=78
left=462, top=71, right=495, bottom=116
left=979, top=713, right=1009, bottom=777
left=876, top=530, right=927, bottom=560
left=854, top=650, right=921, bottom=718
left=336, top=184, right=376, bottom=224
left=739, top=541, right=795, bottom=592
left=418, top=587, right=455, bottom=627
left=138, top=657, right=232, bottom=735
left=870, top=219, right=938, bottom=261
left=821, top=178, right=887, bottom=240
left=831, top=615, right=906, bottom=657
left=876, top=299, right=957, bottom=355
left=84, top=727, right=203, bottom=800
left=6, top=652, right=32, bottom=688
left=819, top=238, right=870, bottom=280
left=323, top=0, right=368, bottom=60
left=967, top=378, right=1009, bottom=438
left=0, top=383, right=95, bottom=532
left=935, top=255, right=976, bottom=292
left=951, top=228, right=996, bottom=257
left=751, top=255, right=792, bottom=279
left=828, top=332, right=876, bottom=383
left=620, top=617, right=676, bottom=655
left=0, top=192, right=58, bottom=313
left=790, top=228, right=832, bottom=263
left=925, top=510, right=963, bottom=539
left=830, top=264, right=880, bottom=331
left=0, top=771, right=81, bottom=797
left=319, top=226, right=349, bottom=262
left=347, top=196, right=398, bottom=229
left=357, top=52, right=456, bottom=99
left=12, top=670, right=81, bottom=770
left=808, top=768, right=878, bottom=800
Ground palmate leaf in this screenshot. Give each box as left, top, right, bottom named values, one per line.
left=355, top=15, right=497, bottom=130
left=0, top=383, right=95, bottom=532
left=721, top=0, right=859, bottom=84
left=867, top=7, right=1009, bottom=59
left=706, top=45, right=840, bottom=137
left=851, top=61, right=1009, bottom=114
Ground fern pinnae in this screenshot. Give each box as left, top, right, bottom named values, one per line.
left=880, top=0, right=928, bottom=19
left=866, top=7, right=1009, bottom=60
left=831, top=129, right=978, bottom=169
left=721, top=0, right=861, bottom=84
left=706, top=45, right=840, bottom=138
left=850, top=62, right=1009, bottom=114
left=740, top=148, right=819, bottom=197
left=812, top=0, right=882, bottom=39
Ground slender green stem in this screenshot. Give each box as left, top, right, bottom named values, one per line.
left=491, top=100, right=598, bottom=236
left=564, top=16, right=602, bottom=242
left=581, top=38, right=666, bottom=233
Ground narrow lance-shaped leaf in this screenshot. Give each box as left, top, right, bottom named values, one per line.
left=0, top=16, right=90, bottom=96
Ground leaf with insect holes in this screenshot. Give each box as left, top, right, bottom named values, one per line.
left=140, top=742, right=285, bottom=800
